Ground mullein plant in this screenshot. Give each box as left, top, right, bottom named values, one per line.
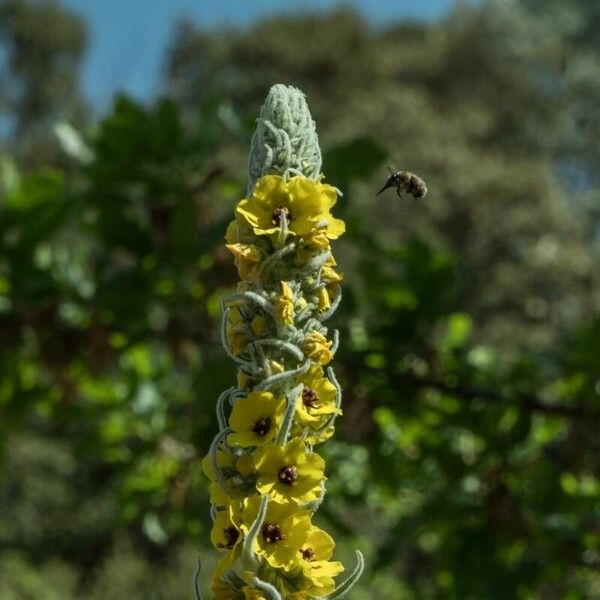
left=201, top=84, right=364, bottom=600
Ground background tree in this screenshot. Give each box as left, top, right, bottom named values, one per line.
left=0, top=0, right=87, bottom=168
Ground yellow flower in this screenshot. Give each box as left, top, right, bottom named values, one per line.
left=305, top=561, right=345, bottom=596
left=304, top=229, right=331, bottom=250
left=241, top=496, right=311, bottom=570
left=228, top=391, right=285, bottom=447
left=211, top=501, right=247, bottom=578
left=296, top=527, right=344, bottom=595
left=226, top=243, right=262, bottom=281
left=236, top=175, right=345, bottom=244
left=303, top=330, right=333, bottom=365
left=272, top=525, right=342, bottom=597
left=296, top=230, right=331, bottom=263
left=316, top=287, right=331, bottom=313
left=226, top=305, right=249, bottom=356
left=299, top=525, right=341, bottom=565
left=322, top=263, right=343, bottom=286
left=305, top=424, right=335, bottom=446
left=275, top=281, right=295, bottom=326
left=211, top=507, right=242, bottom=552
left=254, top=438, right=325, bottom=504
left=295, top=365, right=341, bottom=425
left=292, top=422, right=336, bottom=446
left=321, top=257, right=343, bottom=311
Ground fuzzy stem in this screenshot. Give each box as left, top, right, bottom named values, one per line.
left=255, top=361, right=311, bottom=391
left=252, top=577, right=283, bottom=600
left=321, top=551, right=365, bottom=600
left=276, top=383, right=304, bottom=445
left=193, top=559, right=203, bottom=600
left=241, top=495, right=269, bottom=570
left=216, top=387, right=236, bottom=431
left=251, top=338, right=305, bottom=362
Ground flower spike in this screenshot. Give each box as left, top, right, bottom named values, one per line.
left=202, top=84, right=362, bottom=598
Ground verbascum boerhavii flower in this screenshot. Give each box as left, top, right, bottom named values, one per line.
left=201, top=84, right=364, bottom=600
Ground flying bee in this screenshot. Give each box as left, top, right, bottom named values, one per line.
left=376, top=167, right=428, bottom=200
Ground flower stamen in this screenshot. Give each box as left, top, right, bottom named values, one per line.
left=252, top=416, right=272, bottom=437
left=302, top=387, right=319, bottom=409
left=278, top=465, right=299, bottom=485
left=301, top=547, right=316, bottom=561
left=217, top=526, right=240, bottom=550
left=272, top=205, right=292, bottom=226
left=262, top=523, right=286, bottom=544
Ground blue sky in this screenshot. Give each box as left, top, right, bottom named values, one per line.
left=61, top=0, right=462, bottom=113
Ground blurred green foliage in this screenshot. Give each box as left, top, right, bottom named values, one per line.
left=0, top=1, right=599, bottom=598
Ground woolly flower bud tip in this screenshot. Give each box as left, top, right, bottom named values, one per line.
left=247, top=84, right=322, bottom=193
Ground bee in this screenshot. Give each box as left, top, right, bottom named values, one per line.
left=376, top=167, right=428, bottom=200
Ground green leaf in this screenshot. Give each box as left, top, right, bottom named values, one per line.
left=6, top=169, right=64, bottom=209
left=443, top=313, right=473, bottom=349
